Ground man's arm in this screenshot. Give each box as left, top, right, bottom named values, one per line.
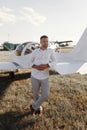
left=48, top=50, right=57, bottom=68
left=29, top=51, right=35, bottom=68
left=32, top=64, right=49, bottom=70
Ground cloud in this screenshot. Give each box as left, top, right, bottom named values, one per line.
left=0, top=6, right=16, bottom=26
left=0, top=6, right=46, bottom=27
left=20, top=7, right=46, bottom=26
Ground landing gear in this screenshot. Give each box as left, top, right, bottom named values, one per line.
left=9, top=72, right=15, bottom=79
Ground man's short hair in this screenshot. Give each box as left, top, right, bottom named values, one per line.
left=40, top=35, right=48, bottom=40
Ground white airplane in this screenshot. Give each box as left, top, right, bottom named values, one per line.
left=48, top=41, right=59, bottom=51
left=48, top=40, right=72, bottom=51
left=0, top=28, right=87, bottom=76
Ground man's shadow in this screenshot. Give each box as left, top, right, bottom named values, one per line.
left=0, top=72, right=31, bottom=99
left=0, top=110, right=36, bottom=130
left=0, top=72, right=36, bottom=130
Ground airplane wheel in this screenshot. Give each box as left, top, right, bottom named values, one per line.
left=9, top=72, right=15, bottom=79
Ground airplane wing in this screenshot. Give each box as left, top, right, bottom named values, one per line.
left=0, top=62, right=18, bottom=71
left=52, top=62, right=87, bottom=75
left=9, top=52, right=33, bottom=68
left=0, top=52, right=33, bottom=71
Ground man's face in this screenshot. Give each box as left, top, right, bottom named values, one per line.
left=40, top=38, right=48, bottom=48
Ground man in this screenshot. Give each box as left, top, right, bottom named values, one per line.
left=30, top=35, right=56, bottom=114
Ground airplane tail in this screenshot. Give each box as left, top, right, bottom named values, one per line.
left=70, top=27, right=87, bottom=61
left=53, top=27, right=87, bottom=75
left=56, top=27, right=87, bottom=62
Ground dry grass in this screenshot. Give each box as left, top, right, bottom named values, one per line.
left=0, top=51, right=87, bottom=130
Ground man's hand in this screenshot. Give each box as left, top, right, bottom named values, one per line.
left=38, top=64, right=49, bottom=70
left=32, top=64, right=49, bottom=70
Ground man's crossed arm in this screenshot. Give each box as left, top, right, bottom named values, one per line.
left=32, top=64, right=50, bottom=71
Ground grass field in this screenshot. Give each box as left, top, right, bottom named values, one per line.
left=0, top=50, right=87, bottom=130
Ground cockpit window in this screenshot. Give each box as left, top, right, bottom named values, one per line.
left=14, top=42, right=39, bottom=56
left=24, top=44, right=35, bottom=55
left=14, top=44, right=24, bottom=56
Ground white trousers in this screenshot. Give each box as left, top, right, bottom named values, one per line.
left=31, top=76, right=50, bottom=110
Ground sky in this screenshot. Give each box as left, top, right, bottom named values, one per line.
left=0, top=0, right=87, bottom=45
